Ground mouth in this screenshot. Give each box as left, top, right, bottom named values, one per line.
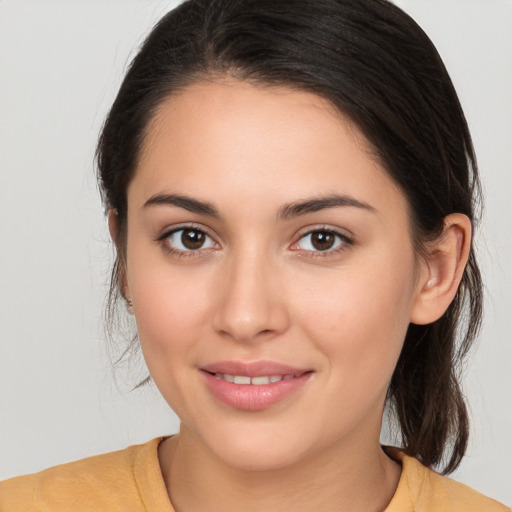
left=200, top=361, right=313, bottom=411
left=205, top=371, right=307, bottom=385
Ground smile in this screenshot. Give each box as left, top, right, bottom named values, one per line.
left=201, top=362, right=313, bottom=411
left=212, top=373, right=304, bottom=385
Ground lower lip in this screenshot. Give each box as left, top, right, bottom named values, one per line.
left=201, top=371, right=312, bottom=411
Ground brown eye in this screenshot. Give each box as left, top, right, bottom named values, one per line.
left=164, top=228, right=216, bottom=252
left=296, top=229, right=348, bottom=253
left=311, top=231, right=336, bottom=251
left=181, top=229, right=205, bottom=250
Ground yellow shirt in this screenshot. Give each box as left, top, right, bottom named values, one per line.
left=0, top=437, right=509, bottom=511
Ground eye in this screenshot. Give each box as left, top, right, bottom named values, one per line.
left=295, top=229, right=350, bottom=253
left=163, top=228, right=217, bottom=252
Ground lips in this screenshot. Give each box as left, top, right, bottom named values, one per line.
left=200, top=360, right=313, bottom=411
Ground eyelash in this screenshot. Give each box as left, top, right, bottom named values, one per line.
left=156, top=225, right=353, bottom=260
left=291, top=227, right=353, bottom=259
left=157, top=224, right=218, bottom=259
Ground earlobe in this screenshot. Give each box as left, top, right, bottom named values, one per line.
left=410, top=213, right=472, bottom=325
left=125, top=297, right=134, bottom=315
left=107, top=208, right=132, bottom=310
left=108, top=208, right=119, bottom=244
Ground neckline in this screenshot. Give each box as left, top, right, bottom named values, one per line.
left=134, top=436, right=175, bottom=512
left=383, top=446, right=429, bottom=511
left=135, top=438, right=425, bottom=512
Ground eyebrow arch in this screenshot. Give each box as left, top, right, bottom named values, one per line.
left=278, top=194, right=376, bottom=220
left=143, top=193, right=220, bottom=218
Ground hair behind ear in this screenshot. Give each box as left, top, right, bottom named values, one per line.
left=388, top=246, right=482, bottom=474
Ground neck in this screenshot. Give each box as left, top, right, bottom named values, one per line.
left=158, top=426, right=401, bottom=512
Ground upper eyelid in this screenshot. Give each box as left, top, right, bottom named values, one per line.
left=156, top=222, right=217, bottom=241
left=294, top=225, right=354, bottom=242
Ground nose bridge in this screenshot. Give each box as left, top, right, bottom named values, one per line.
left=213, top=244, right=288, bottom=343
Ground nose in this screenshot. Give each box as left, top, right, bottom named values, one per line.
left=212, top=252, right=290, bottom=344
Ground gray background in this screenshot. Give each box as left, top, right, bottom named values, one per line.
left=0, top=0, right=510, bottom=505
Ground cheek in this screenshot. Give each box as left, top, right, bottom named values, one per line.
left=127, top=261, right=218, bottom=415
left=126, top=253, right=214, bottom=366
left=289, top=261, right=416, bottom=436
left=292, top=253, right=416, bottom=382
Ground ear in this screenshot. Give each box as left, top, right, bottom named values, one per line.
left=108, top=208, right=119, bottom=244
left=410, top=213, right=472, bottom=325
left=107, top=209, right=133, bottom=314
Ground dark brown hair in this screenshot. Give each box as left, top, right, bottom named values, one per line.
left=97, top=0, right=482, bottom=474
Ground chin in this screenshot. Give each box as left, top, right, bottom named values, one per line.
left=214, top=440, right=305, bottom=472
left=196, top=420, right=314, bottom=472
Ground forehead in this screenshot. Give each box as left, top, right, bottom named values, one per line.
left=130, top=80, right=405, bottom=216
left=141, top=79, right=374, bottom=167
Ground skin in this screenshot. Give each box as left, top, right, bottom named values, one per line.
left=115, top=80, right=471, bottom=512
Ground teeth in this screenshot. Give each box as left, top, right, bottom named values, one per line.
left=233, top=375, right=252, bottom=385
left=251, top=376, right=270, bottom=385
left=213, top=373, right=299, bottom=384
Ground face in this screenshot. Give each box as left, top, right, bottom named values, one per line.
left=123, top=80, right=426, bottom=470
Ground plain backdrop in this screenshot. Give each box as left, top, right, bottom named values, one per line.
left=0, top=0, right=511, bottom=505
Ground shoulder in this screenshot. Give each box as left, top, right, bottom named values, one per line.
left=386, top=448, right=510, bottom=512
left=0, top=438, right=165, bottom=512
left=425, top=469, right=510, bottom=512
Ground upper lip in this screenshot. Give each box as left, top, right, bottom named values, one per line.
left=201, top=360, right=311, bottom=377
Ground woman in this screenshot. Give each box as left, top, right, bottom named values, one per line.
left=0, top=0, right=509, bottom=510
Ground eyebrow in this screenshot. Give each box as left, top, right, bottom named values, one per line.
left=143, top=193, right=220, bottom=217
left=142, top=193, right=375, bottom=219
left=277, top=194, right=376, bottom=220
